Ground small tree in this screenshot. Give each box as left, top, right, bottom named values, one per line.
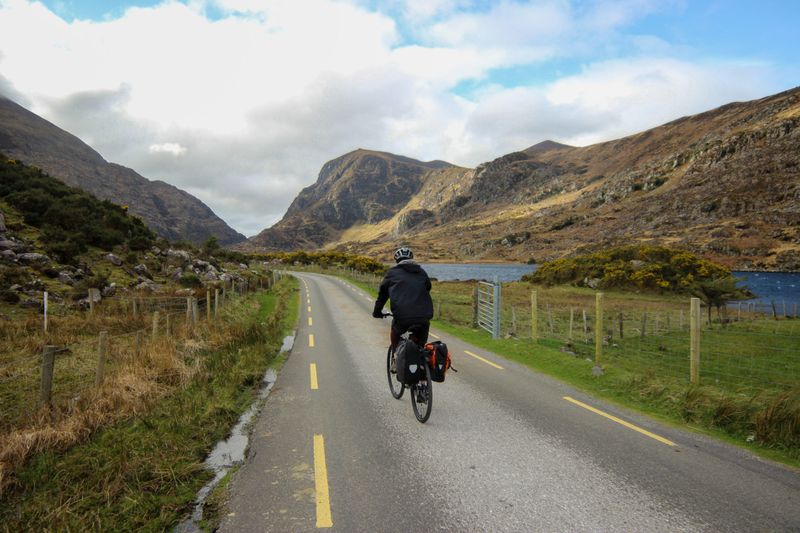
left=202, top=236, right=220, bottom=257
left=690, top=276, right=752, bottom=325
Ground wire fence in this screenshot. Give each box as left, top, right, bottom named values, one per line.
left=0, top=271, right=284, bottom=436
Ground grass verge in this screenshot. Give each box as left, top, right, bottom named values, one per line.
left=0, top=277, right=300, bottom=531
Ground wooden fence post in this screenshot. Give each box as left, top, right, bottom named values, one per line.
left=568, top=308, right=574, bottom=341
left=511, top=307, right=517, bottom=336
left=165, top=313, right=171, bottom=337
left=192, top=297, right=199, bottom=325
left=690, top=297, right=701, bottom=385
left=135, top=331, right=143, bottom=358
left=96, top=331, right=108, bottom=386
left=530, top=291, right=538, bottom=343
left=40, top=345, right=56, bottom=406
left=595, top=293, right=603, bottom=364
left=641, top=311, right=647, bottom=338
left=133, top=298, right=138, bottom=318
left=152, top=311, right=159, bottom=340
left=472, top=284, right=479, bottom=328
left=43, top=291, right=48, bottom=335
left=582, top=309, right=588, bottom=343
left=206, top=289, right=211, bottom=322
left=618, top=312, right=624, bottom=339
left=186, top=297, right=192, bottom=323
left=215, top=288, right=219, bottom=318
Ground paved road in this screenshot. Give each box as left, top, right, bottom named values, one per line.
left=220, top=273, right=800, bottom=532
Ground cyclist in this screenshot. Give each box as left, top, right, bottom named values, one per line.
left=372, top=246, right=434, bottom=348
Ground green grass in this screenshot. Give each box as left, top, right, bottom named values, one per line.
left=0, top=277, right=300, bottom=531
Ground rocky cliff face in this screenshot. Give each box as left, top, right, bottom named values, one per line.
left=243, top=149, right=463, bottom=251
left=247, top=87, right=800, bottom=270
left=0, top=97, right=245, bottom=246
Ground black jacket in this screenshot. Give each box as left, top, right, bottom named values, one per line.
left=373, top=261, right=433, bottom=321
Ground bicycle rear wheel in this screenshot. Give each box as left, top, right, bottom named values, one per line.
left=387, top=345, right=404, bottom=399
left=410, top=362, right=433, bottom=423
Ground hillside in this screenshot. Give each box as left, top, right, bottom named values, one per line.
left=242, top=149, right=470, bottom=251
left=0, top=97, right=245, bottom=246
left=249, top=87, right=800, bottom=271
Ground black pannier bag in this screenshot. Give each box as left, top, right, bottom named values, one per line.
left=425, top=341, right=452, bottom=382
left=395, top=339, right=424, bottom=385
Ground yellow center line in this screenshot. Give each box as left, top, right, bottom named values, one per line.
left=563, top=396, right=677, bottom=447
left=308, top=306, right=312, bottom=313
left=310, top=363, right=319, bottom=390
left=429, top=332, right=439, bottom=339
left=308, top=317, right=313, bottom=326
left=464, top=350, right=504, bottom=370
left=309, top=334, right=315, bottom=347
left=313, top=434, right=333, bottom=528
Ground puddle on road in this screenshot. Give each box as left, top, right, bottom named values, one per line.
left=175, top=334, right=295, bottom=532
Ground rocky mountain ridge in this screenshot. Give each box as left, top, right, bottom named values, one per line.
left=243, top=149, right=467, bottom=251
left=0, top=97, right=245, bottom=246
left=247, top=87, right=800, bottom=271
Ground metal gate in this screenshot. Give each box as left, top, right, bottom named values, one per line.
left=477, top=276, right=501, bottom=339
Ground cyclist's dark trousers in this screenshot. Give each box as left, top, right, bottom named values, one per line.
left=391, top=318, right=430, bottom=349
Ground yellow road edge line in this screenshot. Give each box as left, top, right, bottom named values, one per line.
left=310, top=363, right=319, bottom=390
left=309, top=334, right=315, bottom=348
left=464, top=350, right=504, bottom=370
left=308, top=317, right=313, bottom=326
left=563, top=396, right=677, bottom=447
left=429, top=332, right=439, bottom=339
left=313, top=434, right=333, bottom=528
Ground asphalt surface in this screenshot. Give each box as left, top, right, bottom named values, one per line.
left=219, top=272, right=800, bottom=532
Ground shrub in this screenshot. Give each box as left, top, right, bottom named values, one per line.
left=0, top=290, right=20, bottom=304
left=179, top=273, right=203, bottom=288
left=527, top=245, right=737, bottom=295
left=0, top=155, right=157, bottom=264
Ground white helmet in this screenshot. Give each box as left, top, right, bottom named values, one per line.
left=393, top=247, right=413, bottom=263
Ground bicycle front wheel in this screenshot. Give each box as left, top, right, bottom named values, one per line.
left=410, top=362, right=433, bottom=423
left=387, top=346, right=404, bottom=399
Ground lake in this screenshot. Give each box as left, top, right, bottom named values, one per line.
left=420, top=263, right=800, bottom=312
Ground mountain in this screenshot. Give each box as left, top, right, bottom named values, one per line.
left=243, top=149, right=470, bottom=251
left=248, top=87, right=800, bottom=271
left=0, top=97, right=245, bottom=246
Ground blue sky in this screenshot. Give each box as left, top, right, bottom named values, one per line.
left=2, top=0, right=798, bottom=235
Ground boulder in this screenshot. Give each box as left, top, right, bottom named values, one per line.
left=134, top=264, right=152, bottom=278
left=194, top=260, right=210, bottom=270
left=167, top=249, right=192, bottom=262
left=135, top=280, right=159, bottom=292
left=170, top=268, right=184, bottom=282
left=20, top=298, right=42, bottom=309
left=0, top=249, right=16, bottom=262
left=58, top=271, right=76, bottom=285
left=0, top=239, right=18, bottom=251
left=204, top=270, right=219, bottom=281
left=106, top=253, right=123, bottom=266
left=102, top=283, right=117, bottom=297
left=17, top=253, right=50, bottom=266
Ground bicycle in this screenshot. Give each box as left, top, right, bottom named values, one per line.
left=383, top=314, right=433, bottom=423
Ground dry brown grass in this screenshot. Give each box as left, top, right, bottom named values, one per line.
left=0, top=291, right=258, bottom=496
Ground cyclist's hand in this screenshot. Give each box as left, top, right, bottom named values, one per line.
left=372, top=310, right=383, bottom=318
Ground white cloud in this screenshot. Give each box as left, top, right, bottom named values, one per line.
left=0, top=0, right=791, bottom=238
left=149, top=142, right=187, bottom=155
